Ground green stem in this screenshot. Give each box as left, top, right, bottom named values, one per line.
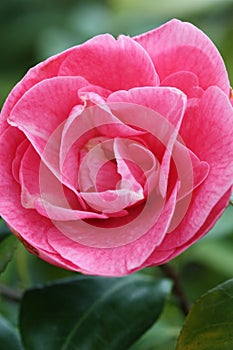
left=159, top=263, right=190, bottom=317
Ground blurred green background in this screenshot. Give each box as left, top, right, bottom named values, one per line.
left=0, top=0, right=233, bottom=349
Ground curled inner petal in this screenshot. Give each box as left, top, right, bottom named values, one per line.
left=78, top=137, right=149, bottom=215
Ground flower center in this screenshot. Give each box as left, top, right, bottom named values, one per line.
left=78, top=136, right=157, bottom=216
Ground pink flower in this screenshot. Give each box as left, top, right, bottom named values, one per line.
left=0, top=19, right=233, bottom=276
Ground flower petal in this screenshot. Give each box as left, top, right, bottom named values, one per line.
left=108, top=86, right=187, bottom=129
left=59, top=34, right=159, bottom=91
left=59, top=97, right=144, bottom=191
left=35, top=199, right=108, bottom=220
left=160, top=86, right=233, bottom=249
left=12, top=139, right=29, bottom=183
left=161, top=71, right=204, bottom=99
left=108, top=87, right=187, bottom=197
left=19, top=145, right=106, bottom=220
left=0, top=128, right=53, bottom=253
left=81, top=188, right=143, bottom=215
left=134, top=19, right=229, bottom=94
left=113, top=138, right=146, bottom=193
left=8, top=76, right=87, bottom=157
left=151, top=188, right=232, bottom=267
left=47, top=182, right=179, bottom=275
left=172, top=141, right=210, bottom=202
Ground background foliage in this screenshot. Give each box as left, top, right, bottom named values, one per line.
left=0, top=0, right=233, bottom=349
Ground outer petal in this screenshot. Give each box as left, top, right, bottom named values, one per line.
left=160, top=86, right=233, bottom=249
left=47, top=182, right=179, bottom=276
left=0, top=128, right=53, bottom=253
left=58, top=34, right=159, bottom=91
left=0, top=128, right=106, bottom=268
left=146, top=188, right=232, bottom=268
left=8, top=76, right=87, bottom=168
left=170, top=189, right=231, bottom=262
left=0, top=33, right=158, bottom=134
left=134, top=19, right=230, bottom=94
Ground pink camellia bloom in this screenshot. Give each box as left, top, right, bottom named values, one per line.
left=0, top=19, right=233, bottom=276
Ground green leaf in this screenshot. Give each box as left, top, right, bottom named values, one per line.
left=176, top=278, right=233, bottom=350
left=0, top=235, right=18, bottom=274
left=0, top=314, right=23, bottom=350
left=20, top=274, right=172, bottom=350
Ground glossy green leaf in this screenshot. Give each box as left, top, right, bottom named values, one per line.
left=20, top=274, right=171, bottom=350
left=0, top=235, right=18, bottom=274
left=0, top=314, right=23, bottom=350
left=176, top=278, right=233, bottom=350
